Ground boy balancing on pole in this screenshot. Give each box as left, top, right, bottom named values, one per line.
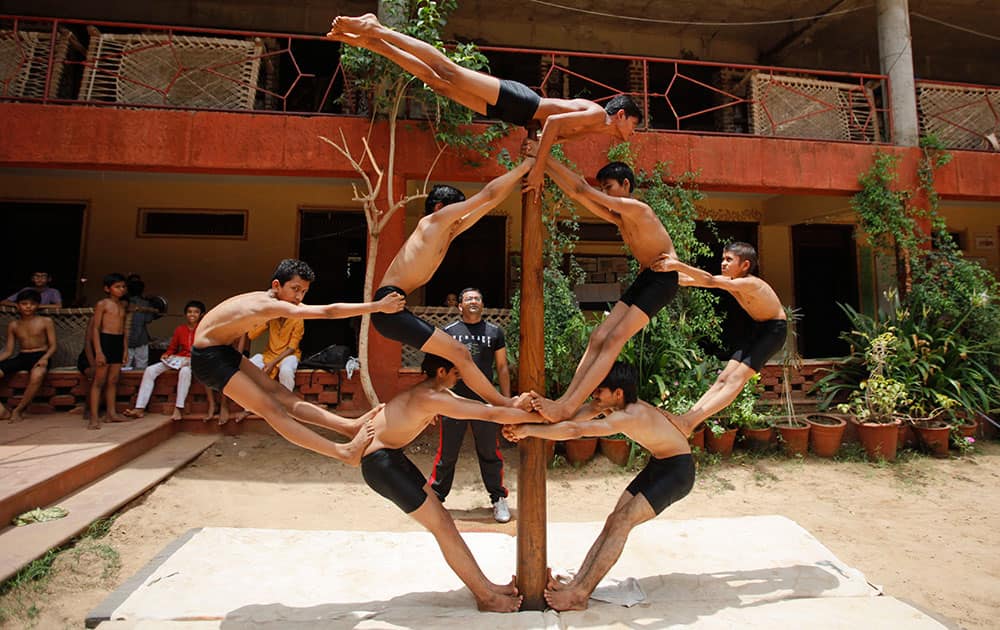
left=367, top=156, right=536, bottom=409
left=326, top=13, right=642, bottom=194
left=529, top=154, right=679, bottom=423
left=191, top=259, right=406, bottom=464
left=360, top=353, right=547, bottom=612
left=652, top=242, right=787, bottom=435
left=504, top=361, right=695, bottom=611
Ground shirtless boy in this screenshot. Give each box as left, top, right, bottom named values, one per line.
left=326, top=13, right=642, bottom=194
left=360, top=353, right=543, bottom=612
left=652, top=242, right=787, bottom=435
left=191, top=259, right=405, bottom=464
left=0, top=289, right=57, bottom=422
left=370, top=156, right=534, bottom=408
left=88, top=273, right=129, bottom=428
left=531, top=158, right=678, bottom=422
left=504, top=361, right=695, bottom=611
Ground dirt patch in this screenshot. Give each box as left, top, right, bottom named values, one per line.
left=3, top=433, right=998, bottom=629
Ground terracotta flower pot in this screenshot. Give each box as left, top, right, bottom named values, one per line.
left=806, top=413, right=847, bottom=458
left=564, top=437, right=597, bottom=466
left=775, top=420, right=810, bottom=457
left=740, top=426, right=774, bottom=451
left=913, top=419, right=950, bottom=458
left=956, top=418, right=978, bottom=441
left=705, top=427, right=738, bottom=457
left=856, top=418, right=900, bottom=462
left=688, top=424, right=705, bottom=450
left=599, top=437, right=631, bottom=466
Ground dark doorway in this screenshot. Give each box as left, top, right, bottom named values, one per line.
left=0, top=201, right=86, bottom=305
left=426, top=216, right=508, bottom=308
left=297, top=210, right=367, bottom=357
left=694, top=220, right=758, bottom=360
left=792, top=224, right=859, bottom=358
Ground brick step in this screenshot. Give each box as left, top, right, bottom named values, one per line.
left=0, top=433, right=217, bottom=584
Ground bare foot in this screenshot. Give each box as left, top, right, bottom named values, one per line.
left=351, top=403, right=385, bottom=434
left=204, top=412, right=219, bottom=423
left=491, top=576, right=519, bottom=597
left=339, top=419, right=376, bottom=467
left=546, top=568, right=570, bottom=591
left=122, top=408, right=145, bottom=419
left=475, top=590, right=523, bottom=613
left=108, top=414, right=130, bottom=423
left=544, top=585, right=589, bottom=611
left=68, top=404, right=85, bottom=415
left=169, top=408, right=184, bottom=421
left=87, top=420, right=101, bottom=430
left=9, top=409, right=25, bottom=423
left=531, top=395, right=568, bottom=423
left=231, top=410, right=250, bottom=424
left=336, top=13, right=381, bottom=36
left=325, top=30, right=364, bottom=44
left=0, top=406, right=10, bottom=421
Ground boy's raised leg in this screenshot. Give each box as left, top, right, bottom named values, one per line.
left=666, top=360, right=757, bottom=434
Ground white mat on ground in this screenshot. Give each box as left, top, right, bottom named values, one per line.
left=92, top=516, right=947, bottom=629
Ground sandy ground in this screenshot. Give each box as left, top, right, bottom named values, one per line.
left=2, top=431, right=998, bottom=629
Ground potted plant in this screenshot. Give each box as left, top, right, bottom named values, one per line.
left=598, top=432, right=632, bottom=466
left=704, top=414, right=738, bottom=457
left=705, top=376, right=760, bottom=457
left=806, top=413, right=848, bottom=458
left=767, top=307, right=809, bottom=457
left=732, top=375, right=773, bottom=451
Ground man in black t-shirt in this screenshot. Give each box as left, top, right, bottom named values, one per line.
left=429, top=287, right=512, bottom=522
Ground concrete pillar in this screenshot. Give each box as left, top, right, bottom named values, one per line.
left=876, top=0, right=919, bottom=146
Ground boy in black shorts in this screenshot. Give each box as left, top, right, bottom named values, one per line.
left=0, top=289, right=57, bottom=422
left=87, top=273, right=129, bottom=428
left=326, top=13, right=642, bottom=196
left=505, top=362, right=694, bottom=611
left=652, top=242, right=787, bottom=435
left=531, top=157, right=679, bottom=422
left=191, top=259, right=405, bottom=465
left=369, top=156, right=535, bottom=409
left=359, top=353, right=542, bottom=613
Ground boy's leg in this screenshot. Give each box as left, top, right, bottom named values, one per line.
left=407, top=485, right=522, bottom=612
left=105, top=364, right=126, bottom=421
left=276, top=355, right=298, bottom=392
left=224, top=358, right=373, bottom=464
left=237, top=358, right=362, bottom=437
left=330, top=15, right=499, bottom=114
left=127, top=362, right=169, bottom=417
left=173, top=365, right=192, bottom=420
left=422, top=329, right=511, bottom=407
left=536, top=303, right=649, bottom=421
left=545, top=492, right=655, bottom=611
left=89, top=364, right=109, bottom=428
left=668, top=360, right=756, bottom=434
left=10, top=365, right=47, bottom=422
left=204, top=386, right=218, bottom=422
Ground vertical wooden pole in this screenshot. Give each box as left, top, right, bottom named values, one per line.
left=516, top=124, right=546, bottom=610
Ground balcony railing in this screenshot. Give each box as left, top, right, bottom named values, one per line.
left=4, top=13, right=990, bottom=150
left=916, top=79, right=1000, bottom=151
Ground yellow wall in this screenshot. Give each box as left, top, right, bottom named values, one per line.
left=1, top=170, right=364, bottom=338
left=940, top=202, right=1000, bottom=276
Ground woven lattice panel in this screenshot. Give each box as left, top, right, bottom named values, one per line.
left=401, top=307, right=513, bottom=368
left=0, top=308, right=100, bottom=369
left=918, top=82, right=1000, bottom=151
left=750, top=73, right=879, bottom=142
left=0, top=28, right=76, bottom=99
left=79, top=27, right=261, bottom=109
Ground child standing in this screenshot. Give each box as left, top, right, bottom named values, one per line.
left=124, top=300, right=206, bottom=421
left=88, top=273, right=129, bottom=429
left=0, top=289, right=57, bottom=422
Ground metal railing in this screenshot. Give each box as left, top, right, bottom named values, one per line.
left=916, top=79, right=1000, bottom=151
left=0, top=14, right=906, bottom=144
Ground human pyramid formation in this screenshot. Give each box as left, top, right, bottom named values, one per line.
left=185, top=14, right=790, bottom=613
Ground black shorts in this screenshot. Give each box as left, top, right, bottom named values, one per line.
left=620, top=269, right=679, bottom=319
left=626, top=453, right=695, bottom=515
left=731, top=319, right=787, bottom=372
left=485, top=79, right=541, bottom=127
left=362, top=448, right=429, bottom=514
left=370, top=286, right=435, bottom=349
left=191, top=344, right=243, bottom=391
left=99, top=333, right=125, bottom=364
left=0, top=351, right=45, bottom=375
left=77, top=350, right=90, bottom=373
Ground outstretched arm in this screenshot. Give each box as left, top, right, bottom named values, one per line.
left=507, top=409, right=630, bottom=441
left=544, top=159, right=623, bottom=226
left=652, top=256, right=720, bottom=288
left=262, top=293, right=406, bottom=321
left=525, top=103, right=607, bottom=196
left=443, top=157, right=535, bottom=238
left=430, top=390, right=546, bottom=425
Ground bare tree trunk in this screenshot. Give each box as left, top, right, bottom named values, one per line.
left=358, top=232, right=382, bottom=405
